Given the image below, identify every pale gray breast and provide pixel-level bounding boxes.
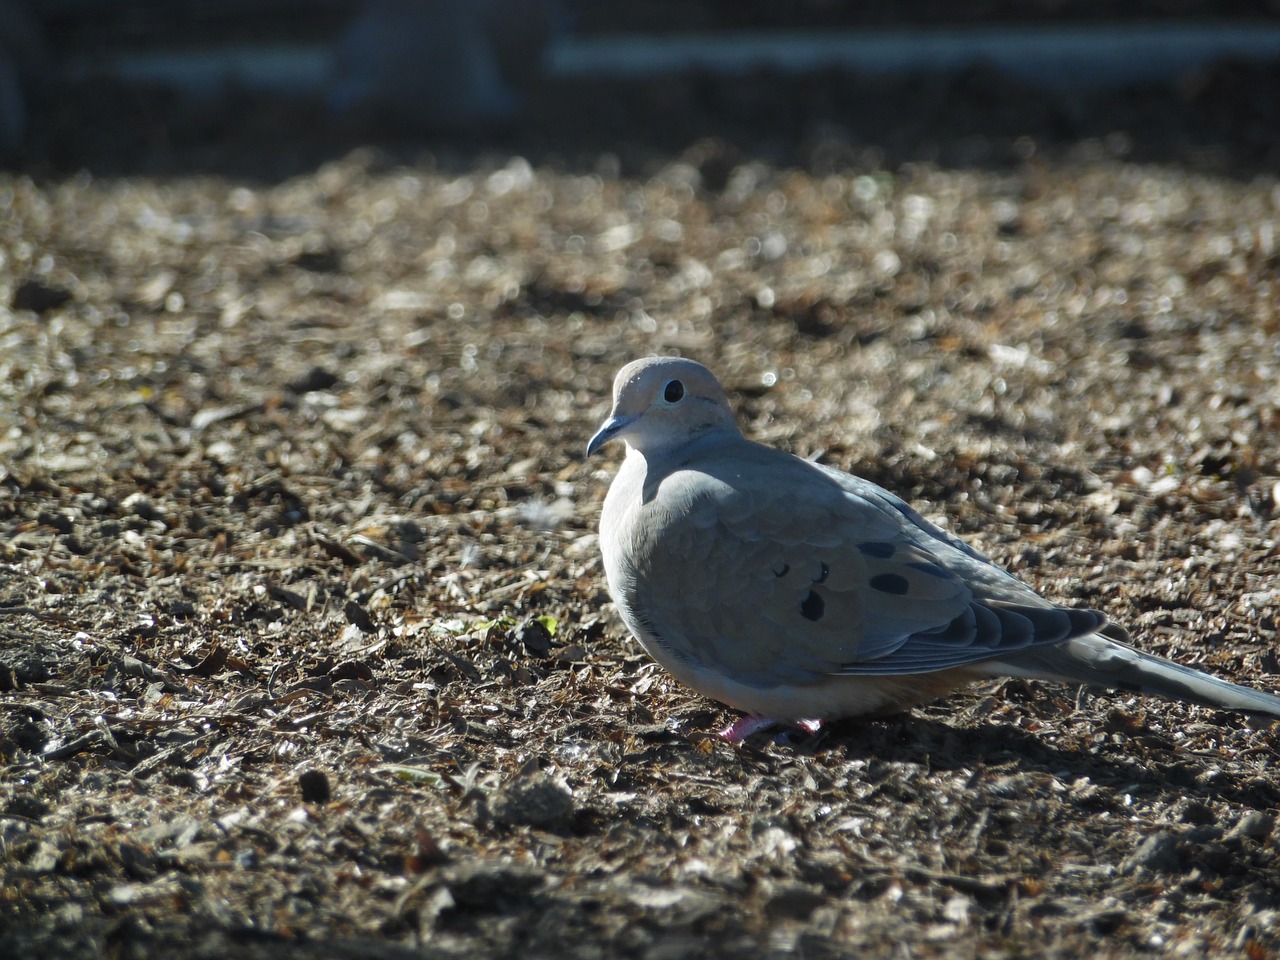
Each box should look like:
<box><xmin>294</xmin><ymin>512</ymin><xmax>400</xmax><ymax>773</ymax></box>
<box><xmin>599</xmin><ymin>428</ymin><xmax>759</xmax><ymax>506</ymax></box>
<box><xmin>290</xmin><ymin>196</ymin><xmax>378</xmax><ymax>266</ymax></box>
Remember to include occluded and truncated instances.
<box><xmin>598</xmin><ymin>449</ymin><xmax>713</xmax><ymax>669</ymax></box>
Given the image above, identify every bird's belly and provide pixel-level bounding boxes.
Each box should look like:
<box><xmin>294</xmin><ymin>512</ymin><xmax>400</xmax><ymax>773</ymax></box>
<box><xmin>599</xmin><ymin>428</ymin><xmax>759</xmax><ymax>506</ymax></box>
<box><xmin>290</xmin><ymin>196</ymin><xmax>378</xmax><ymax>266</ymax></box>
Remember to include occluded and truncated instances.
<box><xmin>629</xmin><ymin>630</ymin><xmax>977</xmax><ymax>721</ymax></box>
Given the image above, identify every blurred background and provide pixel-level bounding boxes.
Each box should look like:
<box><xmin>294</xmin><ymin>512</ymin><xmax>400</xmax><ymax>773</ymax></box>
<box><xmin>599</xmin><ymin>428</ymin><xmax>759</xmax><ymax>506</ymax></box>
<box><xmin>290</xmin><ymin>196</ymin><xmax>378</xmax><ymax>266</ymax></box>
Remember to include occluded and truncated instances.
<box><xmin>2</xmin><ymin>0</ymin><xmax>1280</xmax><ymax>176</ymax></box>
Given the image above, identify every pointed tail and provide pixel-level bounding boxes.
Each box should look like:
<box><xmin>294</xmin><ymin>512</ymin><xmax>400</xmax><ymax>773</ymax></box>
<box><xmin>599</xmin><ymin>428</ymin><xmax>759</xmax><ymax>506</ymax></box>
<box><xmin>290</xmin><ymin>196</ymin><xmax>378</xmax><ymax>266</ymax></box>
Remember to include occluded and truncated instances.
<box><xmin>996</xmin><ymin>635</ymin><xmax>1280</xmax><ymax>718</ymax></box>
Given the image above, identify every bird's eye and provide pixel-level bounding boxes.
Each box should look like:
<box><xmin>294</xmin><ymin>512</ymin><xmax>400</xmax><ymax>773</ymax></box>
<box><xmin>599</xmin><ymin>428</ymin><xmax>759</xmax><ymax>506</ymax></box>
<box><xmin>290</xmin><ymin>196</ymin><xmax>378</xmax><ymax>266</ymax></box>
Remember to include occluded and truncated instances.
<box><xmin>662</xmin><ymin>379</ymin><xmax>685</xmax><ymax>403</ymax></box>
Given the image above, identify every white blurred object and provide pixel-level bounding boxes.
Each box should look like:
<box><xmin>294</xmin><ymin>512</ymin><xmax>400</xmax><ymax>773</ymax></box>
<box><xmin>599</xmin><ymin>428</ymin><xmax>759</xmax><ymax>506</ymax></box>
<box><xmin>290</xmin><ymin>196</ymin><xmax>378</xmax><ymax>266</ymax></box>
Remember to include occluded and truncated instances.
<box><xmin>329</xmin><ymin>0</ymin><xmax>564</xmax><ymax>130</ymax></box>
<box><xmin>48</xmin><ymin>0</ymin><xmax>563</xmax><ymax>133</ymax></box>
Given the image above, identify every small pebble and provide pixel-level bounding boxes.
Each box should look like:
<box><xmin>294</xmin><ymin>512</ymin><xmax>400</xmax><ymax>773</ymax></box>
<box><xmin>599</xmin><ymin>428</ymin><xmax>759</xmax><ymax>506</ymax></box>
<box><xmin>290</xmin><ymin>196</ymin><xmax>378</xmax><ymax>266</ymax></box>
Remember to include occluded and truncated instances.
<box><xmin>488</xmin><ymin>772</ymin><xmax>575</xmax><ymax>830</ymax></box>
<box><xmin>298</xmin><ymin>769</ymin><xmax>331</xmax><ymax>804</ymax></box>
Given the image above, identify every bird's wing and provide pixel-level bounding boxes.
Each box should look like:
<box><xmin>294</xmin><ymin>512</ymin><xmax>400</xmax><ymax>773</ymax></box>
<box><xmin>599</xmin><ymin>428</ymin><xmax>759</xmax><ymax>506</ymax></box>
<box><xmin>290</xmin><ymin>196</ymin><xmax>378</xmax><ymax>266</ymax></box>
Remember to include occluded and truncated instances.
<box><xmin>621</xmin><ymin>440</ymin><xmax>1105</xmax><ymax>687</ymax></box>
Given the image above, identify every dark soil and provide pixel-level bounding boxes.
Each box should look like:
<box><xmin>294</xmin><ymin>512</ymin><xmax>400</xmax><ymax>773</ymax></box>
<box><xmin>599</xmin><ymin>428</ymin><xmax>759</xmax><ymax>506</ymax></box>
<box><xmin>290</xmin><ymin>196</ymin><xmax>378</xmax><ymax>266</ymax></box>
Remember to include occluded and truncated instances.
<box><xmin>3</xmin><ymin>47</ymin><xmax>1280</xmax><ymax>960</ymax></box>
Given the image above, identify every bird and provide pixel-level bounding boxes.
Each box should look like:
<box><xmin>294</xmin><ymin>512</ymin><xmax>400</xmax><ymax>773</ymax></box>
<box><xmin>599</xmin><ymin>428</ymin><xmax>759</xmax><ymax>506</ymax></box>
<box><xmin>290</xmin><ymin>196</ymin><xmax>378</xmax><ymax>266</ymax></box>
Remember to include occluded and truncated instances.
<box><xmin>586</xmin><ymin>356</ymin><xmax>1280</xmax><ymax>742</ymax></box>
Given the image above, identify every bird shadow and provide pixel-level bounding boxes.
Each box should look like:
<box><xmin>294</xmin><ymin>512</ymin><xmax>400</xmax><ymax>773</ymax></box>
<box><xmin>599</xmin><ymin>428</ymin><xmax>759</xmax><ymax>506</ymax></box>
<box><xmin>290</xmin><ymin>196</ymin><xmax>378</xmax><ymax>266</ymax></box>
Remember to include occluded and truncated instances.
<box><xmin>768</xmin><ymin>703</ymin><xmax>1280</xmax><ymax>812</ymax></box>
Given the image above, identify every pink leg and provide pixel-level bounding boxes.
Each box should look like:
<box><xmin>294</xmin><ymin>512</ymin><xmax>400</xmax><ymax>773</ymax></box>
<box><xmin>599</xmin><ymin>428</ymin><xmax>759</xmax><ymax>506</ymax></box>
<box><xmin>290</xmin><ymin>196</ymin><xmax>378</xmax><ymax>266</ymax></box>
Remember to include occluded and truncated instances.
<box><xmin>719</xmin><ymin>715</ymin><xmax>780</xmax><ymax>742</ymax></box>
<box><xmin>718</xmin><ymin>715</ymin><xmax>824</xmax><ymax>742</ymax></box>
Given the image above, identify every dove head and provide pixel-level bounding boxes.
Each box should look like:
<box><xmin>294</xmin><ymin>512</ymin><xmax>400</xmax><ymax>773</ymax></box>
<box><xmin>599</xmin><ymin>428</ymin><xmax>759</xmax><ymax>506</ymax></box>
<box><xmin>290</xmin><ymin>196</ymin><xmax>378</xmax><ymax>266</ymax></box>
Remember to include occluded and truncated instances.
<box><xmin>587</xmin><ymin>357</ymin><xmax>740</xmax><ymax>457</ymax></box>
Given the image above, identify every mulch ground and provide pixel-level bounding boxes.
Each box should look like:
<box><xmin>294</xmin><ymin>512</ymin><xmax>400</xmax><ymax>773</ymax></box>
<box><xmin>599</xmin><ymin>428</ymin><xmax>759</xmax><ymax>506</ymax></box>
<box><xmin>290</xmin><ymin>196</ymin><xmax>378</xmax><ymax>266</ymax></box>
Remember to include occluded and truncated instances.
<box><xmin>3</xmin><ymin>49</ymin><xmax>1280</xmax><ymax>960</ymax></box>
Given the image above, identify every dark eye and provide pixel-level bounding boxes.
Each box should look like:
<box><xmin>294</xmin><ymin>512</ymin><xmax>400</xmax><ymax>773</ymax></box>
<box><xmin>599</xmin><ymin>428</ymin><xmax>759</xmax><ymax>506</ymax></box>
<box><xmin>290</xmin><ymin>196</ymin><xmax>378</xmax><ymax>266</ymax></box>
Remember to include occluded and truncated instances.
<box><xmin>663</xmin><ymin>379</ymin><xmax>685</xmax><ymax>403</ymax></box>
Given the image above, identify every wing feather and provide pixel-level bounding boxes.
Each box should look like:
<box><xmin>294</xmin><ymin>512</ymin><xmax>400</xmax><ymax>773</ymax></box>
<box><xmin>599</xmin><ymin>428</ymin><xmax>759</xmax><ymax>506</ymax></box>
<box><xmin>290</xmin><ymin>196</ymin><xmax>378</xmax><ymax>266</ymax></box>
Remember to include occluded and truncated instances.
<box><xmin>617</xmin><ymin>436</ymin><xmax>1106</xmax><ymax>688</ymax></box>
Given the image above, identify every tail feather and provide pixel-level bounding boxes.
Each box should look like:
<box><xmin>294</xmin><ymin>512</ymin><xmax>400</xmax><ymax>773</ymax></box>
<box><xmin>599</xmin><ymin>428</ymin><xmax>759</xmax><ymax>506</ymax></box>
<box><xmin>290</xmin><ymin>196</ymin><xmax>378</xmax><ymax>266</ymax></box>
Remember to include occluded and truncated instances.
<box><xmin>995</xmin><ymin>635</ymin><xmax>1280</xmax><ymax>719</ymax></box>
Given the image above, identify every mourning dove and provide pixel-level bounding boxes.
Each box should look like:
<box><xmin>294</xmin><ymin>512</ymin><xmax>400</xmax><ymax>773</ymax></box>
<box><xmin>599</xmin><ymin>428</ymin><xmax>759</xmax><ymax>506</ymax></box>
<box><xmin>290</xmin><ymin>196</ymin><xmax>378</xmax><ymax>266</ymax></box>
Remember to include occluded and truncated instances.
<box><xmin>587</xmin><ymin>356</ymin><xmax>1280</xmax><ymax>741</ymax></box>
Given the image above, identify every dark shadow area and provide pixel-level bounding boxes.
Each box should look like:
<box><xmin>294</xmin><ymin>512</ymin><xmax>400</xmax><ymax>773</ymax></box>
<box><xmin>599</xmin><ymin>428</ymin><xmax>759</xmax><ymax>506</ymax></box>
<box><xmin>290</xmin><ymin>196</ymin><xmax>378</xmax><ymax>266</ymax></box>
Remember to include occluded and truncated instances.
<box><xmin>809</xmin><ymin>705</ymin><xmax>1280</xmax><ymax>812</ymax></box>
<box><xmin>7</xmin><ymin>57</ymin><xmax>1280</xmax><ymax>182</ymax></box>
<box><xmin>5</xmin><ymin>0</ymin><xmax>1280</xmax><ymax>180</ymax></box>
<box><xmin>572</xmin><ymin>0</ymin><xmax>1280</xmax><ymax>33</ymax></box>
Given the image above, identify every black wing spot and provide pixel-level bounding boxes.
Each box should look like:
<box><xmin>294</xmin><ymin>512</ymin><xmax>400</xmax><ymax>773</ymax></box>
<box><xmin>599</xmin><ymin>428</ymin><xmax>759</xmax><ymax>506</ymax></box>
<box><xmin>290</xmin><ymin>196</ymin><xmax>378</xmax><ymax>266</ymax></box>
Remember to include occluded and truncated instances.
<box><xmin>857</xmin><ymin>541</ymin><xmax>896</xmax><ymax>559</ymax></box>
<box><xmin>772</xmin><ymin>561</ymin><xmax>790</xmax><ymax>578</ymax></box>
<box><xmin>800</xmin><ymin>589</ymin><xmax>825</xmax><ymax>621</ymax></box>
<box><xmin>869</xmin><ymin>573</ymin><xmax>910</xmax><ymax>596</ymax></box>
<box><xmin>814</xmin><ymin>562</ymin><xmax>829</xmax><ymax>583</ymax></box>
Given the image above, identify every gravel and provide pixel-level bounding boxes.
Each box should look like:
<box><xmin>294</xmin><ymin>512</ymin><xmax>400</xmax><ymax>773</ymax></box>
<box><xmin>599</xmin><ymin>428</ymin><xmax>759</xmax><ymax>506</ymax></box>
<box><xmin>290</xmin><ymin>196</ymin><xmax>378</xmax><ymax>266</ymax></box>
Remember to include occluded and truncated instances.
<box><xmin>3</xmin><ymin>47</ymin><xmax>1280</xmax><ymax>960</ymax></box>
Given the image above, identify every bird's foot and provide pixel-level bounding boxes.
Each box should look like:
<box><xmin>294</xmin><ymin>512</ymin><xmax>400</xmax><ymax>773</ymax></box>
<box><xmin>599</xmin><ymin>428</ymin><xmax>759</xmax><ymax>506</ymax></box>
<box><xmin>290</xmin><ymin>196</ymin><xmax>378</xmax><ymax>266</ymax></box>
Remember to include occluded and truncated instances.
<box><xmin>718</xmin><ymin>715</ymin><xmax>824</xmax><ymax>743</ymax></box>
